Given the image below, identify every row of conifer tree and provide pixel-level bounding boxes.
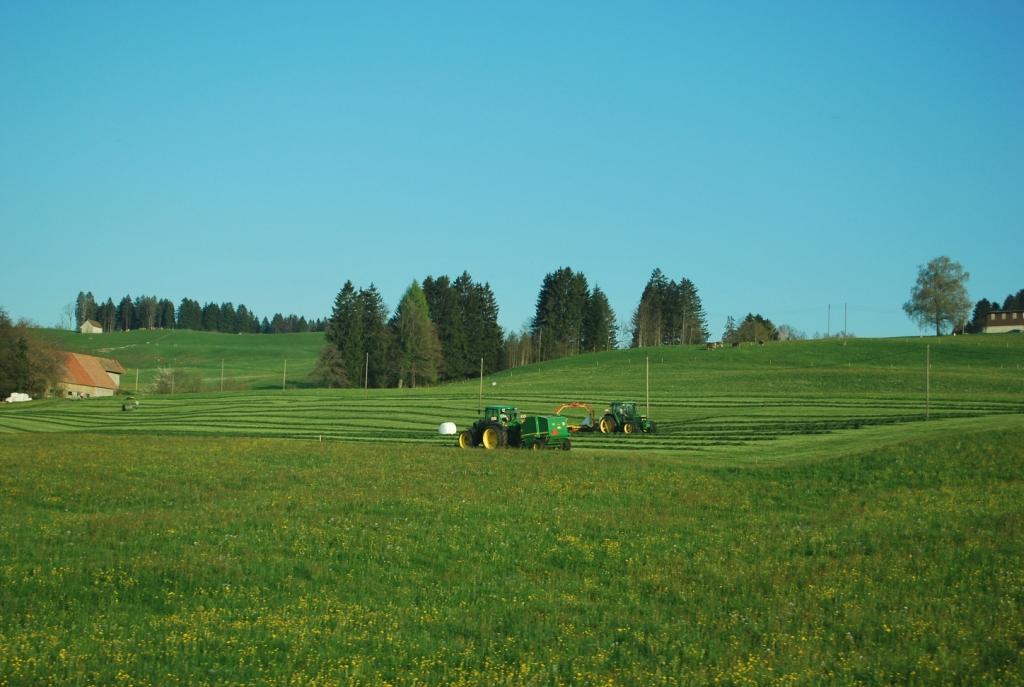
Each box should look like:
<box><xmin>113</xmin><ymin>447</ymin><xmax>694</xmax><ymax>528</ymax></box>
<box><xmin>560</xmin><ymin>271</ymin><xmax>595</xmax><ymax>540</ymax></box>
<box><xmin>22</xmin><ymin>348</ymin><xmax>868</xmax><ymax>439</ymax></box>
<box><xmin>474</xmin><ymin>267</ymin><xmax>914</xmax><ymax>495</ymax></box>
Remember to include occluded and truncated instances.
<box><xmin>73</xmin><ymin>267</ymin><xmax>713</xmax><ymax>387</ymax></box>
<box><xmin>316</xmin><ymin>268</ymin><xmax>711</xmax><ymax>388</ymax></box>
<box><xmin>74</xmin><ymin>292</ymin><xmax>322</xmax><ymax>334</ymax></box>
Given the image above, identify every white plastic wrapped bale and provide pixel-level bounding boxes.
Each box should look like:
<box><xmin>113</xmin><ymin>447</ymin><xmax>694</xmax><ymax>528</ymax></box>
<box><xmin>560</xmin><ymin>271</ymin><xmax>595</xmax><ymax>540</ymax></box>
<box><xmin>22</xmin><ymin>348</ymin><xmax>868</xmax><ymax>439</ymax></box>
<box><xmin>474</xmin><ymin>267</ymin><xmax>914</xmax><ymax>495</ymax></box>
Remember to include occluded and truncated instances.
<box><xmin>438</xmin><ymin>422</ymin><xmax>457</xmax><ymax>436</ymax></box>
<box><xmin>4</xmin><ymin>392</ymin><xmax>32</xmax><ymax>403</ymax></box>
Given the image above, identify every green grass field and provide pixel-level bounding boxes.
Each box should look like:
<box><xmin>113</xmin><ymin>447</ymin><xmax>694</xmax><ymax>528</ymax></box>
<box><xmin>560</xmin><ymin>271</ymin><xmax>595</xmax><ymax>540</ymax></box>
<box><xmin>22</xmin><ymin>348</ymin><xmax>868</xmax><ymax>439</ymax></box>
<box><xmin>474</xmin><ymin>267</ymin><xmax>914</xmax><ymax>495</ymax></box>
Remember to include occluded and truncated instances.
<box><xmin>41</xmin><ymin>328</ymin><xmax>324</xmax><ymax>391</ymax></box>
<box><xmin>1</xmin><ymin>333</ymin><xmax>1022</xmax><ymax>684</ymax></box>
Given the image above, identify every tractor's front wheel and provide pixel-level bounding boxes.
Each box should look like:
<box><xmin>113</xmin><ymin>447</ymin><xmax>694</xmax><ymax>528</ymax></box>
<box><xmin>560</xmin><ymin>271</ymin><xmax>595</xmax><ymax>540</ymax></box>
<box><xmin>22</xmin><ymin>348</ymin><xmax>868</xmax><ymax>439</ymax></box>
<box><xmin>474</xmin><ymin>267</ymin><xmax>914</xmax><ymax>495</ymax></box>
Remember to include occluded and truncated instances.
<box><xmin>646</xmin><ymin>421</ymin><xmax>657</xmax><ymax>434</ymax></box>
<box><xmin>622</xmin><ymin>421</ymin><xmax>636</xmax><ymax>434</ymax></box>
<box><xmin>481</xmin><ymin>424</ymin><xmax>507</xmax><ymax>449</ymax></box>
<box><xmin>599</xmin><ymin>415</ymin><xmax>617</xmax><ymax>434</ymax></box>
<box><xmin>561</xmin><ymin>438</ymin><xmax>572</xmax><ymax>451</ymax></box>
<box><xmin>458</xmin><ymin>430</ymin><xmax>476</xmax><ymax>449</ymax></box>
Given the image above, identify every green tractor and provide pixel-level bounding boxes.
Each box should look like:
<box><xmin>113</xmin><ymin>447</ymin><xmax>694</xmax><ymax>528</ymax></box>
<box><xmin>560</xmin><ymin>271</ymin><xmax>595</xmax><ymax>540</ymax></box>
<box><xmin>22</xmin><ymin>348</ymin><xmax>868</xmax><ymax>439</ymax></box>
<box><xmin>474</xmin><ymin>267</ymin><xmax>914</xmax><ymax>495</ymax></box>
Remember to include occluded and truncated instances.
<box><xmin>598</xmin><ymin>401</ymin><xmax>656</xmax><ymax>435</ymax></box>
<box><xmin>458</xmin><ymin>405</ymin><xmax>571</xmax><ymax>450</ymax></box>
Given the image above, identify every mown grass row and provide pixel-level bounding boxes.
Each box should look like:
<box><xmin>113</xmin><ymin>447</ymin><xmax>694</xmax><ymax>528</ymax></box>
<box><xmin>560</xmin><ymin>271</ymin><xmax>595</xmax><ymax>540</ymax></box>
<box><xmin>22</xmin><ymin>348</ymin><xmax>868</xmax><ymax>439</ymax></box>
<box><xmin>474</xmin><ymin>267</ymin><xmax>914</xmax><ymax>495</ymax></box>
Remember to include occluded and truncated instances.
<box><xmin>1</xmin><ymin>419</ymin><xmax>1022</xmax><ymax>685</ymax></box>
<box><xmin>2</xmin><ymin>384</ymin><xmax>1019</xmax><ymax>455</ymax></box>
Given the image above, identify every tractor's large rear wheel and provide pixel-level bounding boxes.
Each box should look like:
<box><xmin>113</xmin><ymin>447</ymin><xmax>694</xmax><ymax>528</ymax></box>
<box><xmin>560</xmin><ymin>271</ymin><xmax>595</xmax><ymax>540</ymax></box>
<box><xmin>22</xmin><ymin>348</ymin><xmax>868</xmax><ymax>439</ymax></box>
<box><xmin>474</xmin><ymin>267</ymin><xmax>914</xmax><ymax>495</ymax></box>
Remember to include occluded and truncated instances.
<box><xmin>599</xmin><ymin>415</ymin><xmax>617</xmax><ymax>434</ymax></box>
<box><xmin>458</xmin><ymin>430</ymin><xmax>476</xmax><ymax>449</ymax></box>
<box><xmin>481</xmin><ymin>424</ymin><xmax>507</xmax><ymax>449</ymax></box>
<box><xmin>622</xmin><ymin>421</ymin><xmax>636</xmax><ymax>434</ymax></box>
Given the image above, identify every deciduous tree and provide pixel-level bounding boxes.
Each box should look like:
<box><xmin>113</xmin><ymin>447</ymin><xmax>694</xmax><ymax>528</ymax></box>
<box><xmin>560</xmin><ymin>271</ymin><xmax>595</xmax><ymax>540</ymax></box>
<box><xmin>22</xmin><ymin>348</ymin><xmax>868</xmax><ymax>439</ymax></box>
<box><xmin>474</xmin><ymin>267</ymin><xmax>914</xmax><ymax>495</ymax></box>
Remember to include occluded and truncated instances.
<box><xmin>903</xmin><ymin>256</ymin><xmax>972</xmax><ymax>336</ymax></box>
<box><xmin>0</xmin><ymin>308</ymin><xmax>62</xmax><ymax>398</ymax></box>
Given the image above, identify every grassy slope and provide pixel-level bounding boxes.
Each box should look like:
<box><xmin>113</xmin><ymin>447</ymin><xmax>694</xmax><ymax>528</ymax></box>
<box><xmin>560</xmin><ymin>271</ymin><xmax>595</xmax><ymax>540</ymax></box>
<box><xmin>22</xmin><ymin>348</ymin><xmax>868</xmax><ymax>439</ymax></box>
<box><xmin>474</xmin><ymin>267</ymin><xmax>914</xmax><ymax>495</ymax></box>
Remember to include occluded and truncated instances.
<box><xmin>39</xmin><ymin>328</ymin><xmax>1024</xmax><ymax>398</ymax></box>
<box><xmin>1</xmin><ymin>333</ymin><xmax>1022</xmax><ymax>683</ymax></box>
<box><xmin>41</xmin><ymin>328</ymin><xmax>324</xmax><ymax>390</ymax></box>
<box><xmin>0</xmin><ymin>422</ymin><xmax>1021</xmax><ymax>684</ymax></box>
<box><xmin>6</xmin><ymin>333</ymin><xmax>1023</xmax><ymax>459</ymax></box>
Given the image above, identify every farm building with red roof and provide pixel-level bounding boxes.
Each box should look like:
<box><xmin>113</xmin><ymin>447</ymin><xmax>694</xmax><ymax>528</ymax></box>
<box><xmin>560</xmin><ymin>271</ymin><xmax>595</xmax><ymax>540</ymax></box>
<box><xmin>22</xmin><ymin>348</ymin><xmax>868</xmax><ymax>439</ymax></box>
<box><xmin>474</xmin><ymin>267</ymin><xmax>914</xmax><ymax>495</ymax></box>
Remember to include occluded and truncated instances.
<box><xmin>59</xmin><ymin>352</ymin><xmax>125</xmax><ymax>398</ymax></box>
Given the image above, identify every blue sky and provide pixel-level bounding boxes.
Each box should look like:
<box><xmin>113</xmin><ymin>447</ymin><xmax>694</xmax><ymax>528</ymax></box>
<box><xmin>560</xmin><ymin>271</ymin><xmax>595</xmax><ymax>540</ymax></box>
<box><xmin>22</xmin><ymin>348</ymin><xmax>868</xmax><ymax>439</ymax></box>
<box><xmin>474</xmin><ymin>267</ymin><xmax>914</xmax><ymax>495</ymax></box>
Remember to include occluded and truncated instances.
<box><xmin>3</xmin><ymin>1</ymin><xmax>1021</xmax><ymax>339</ymax></box>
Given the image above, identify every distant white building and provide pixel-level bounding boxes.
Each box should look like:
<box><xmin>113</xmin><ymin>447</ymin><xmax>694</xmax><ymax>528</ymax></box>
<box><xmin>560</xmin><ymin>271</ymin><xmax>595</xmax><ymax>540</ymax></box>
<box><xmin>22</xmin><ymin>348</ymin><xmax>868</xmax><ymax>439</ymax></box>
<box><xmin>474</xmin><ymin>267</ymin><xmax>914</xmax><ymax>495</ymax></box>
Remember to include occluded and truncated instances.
<box><xmin>984</xmin><ymin>310</ymin><xmax>1024</xmax><ymax>334</ymax></box>
<box><xmin>79</xmin><ymin>320</ymin><xmax>103</xmax><ymax>334</ymax></box>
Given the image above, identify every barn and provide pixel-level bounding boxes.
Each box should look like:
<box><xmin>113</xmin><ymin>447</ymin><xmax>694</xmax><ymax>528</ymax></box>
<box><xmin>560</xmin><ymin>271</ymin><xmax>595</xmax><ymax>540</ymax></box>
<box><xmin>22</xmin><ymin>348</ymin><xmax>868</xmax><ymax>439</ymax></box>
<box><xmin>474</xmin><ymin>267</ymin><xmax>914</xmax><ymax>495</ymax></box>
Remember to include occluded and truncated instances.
<box><xmin>59</xmin><ymin>352</ymin><xmax>125</xmax><ymax>398</ymax></box>
<box><xmin>79</xmin><ymin>320</ymin><xmax>103</xmax><ymax>334</ymax></box>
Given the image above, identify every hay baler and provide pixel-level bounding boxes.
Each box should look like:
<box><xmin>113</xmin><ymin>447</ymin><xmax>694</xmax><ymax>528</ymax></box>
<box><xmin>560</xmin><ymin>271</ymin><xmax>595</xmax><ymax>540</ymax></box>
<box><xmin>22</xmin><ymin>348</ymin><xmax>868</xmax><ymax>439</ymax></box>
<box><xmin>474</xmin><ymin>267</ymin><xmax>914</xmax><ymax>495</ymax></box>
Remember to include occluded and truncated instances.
<box><xmin>458</xmin><ymin>405</ymin><xmax>571</xmax><ymax>450</ymax></box>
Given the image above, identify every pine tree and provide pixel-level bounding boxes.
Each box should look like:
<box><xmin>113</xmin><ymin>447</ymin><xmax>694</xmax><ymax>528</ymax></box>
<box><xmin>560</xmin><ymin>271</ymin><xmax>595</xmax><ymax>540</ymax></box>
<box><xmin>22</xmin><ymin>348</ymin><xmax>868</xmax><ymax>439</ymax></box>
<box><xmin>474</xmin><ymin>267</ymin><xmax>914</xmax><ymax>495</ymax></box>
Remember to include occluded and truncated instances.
<box><xmin>220</xmin><ymin>303</ymin><xmax>237</xmax><ymax>333</ymax></box>
<box><xmin>389</xmin><ymin>281</ymin><xmax>441</xmax><ymax>388</ymax></box>
<box><xmin>736</xmin><ymin>314</ymin><xmax>777</xmax><ymax>343</ymax></box>
<box><xmin>156</xmin><ymin>299</ymin><xmax>176</xmax><ymax>329</ymax></box>
<box><xmin>360</xmin><ymin>284</ymin><xmax>389</xmax><ymax>388</ymax></box>
<box><xmin>582</xmin><ymin>286</ymin><xmax>617</xmax><ymax>352</ymax></box>
<box><xmin>201</xmin><ymin>302</ymin><xmax>222</xmax><ymax>331</ymax></box>
<box><xmin>723</xmin><ymin>316</ymin><xmax>738</xmax><ymax>344</ymax></box>
<box><xmin>631</xmin><ymin>269</ymin><xmax>708</xmax><ymax>346</ymax></box>
<box><xmin>117</xmin><ymin>295</ymin><xmax>134</xmax><ymax>331</ymax></box>
<box><xmin>631</xmin><ymin>269</ymin><xmax>666</xmax><ymax>347</ymax></box>
<box><xmin>97</xmin><ymin>298</ymin><xmax>116</xmax><ymax>332</ymax></box>
<box><xmin>966</xmin><ymin>299</ymin><xmax>991</xmax><ymax>334</ymax></box>
<box><xmin>134</xmin><ymin>296</ymin><xmax>157</xmax><ymax>329</ymax></box>
<box><xmin>74</xmin><ymin>291</ymin><xmax>96</xmax><ymax>327</ymax></box>
<box><xmin>677</xmin><ymin>278</ymin><xmax>709</xmax><ymax>344</ymax></box>
<box><xmin>532</xmin><ymin>267</ymin><xmax>589</xmax><ymax>360</ymax></box>
<box><xmin>317</xmin><ymin>282</ymin><xmax>359</xmax><ymax>386</ymax></box>
<box><xmin>423</xmin><ymin>275</ymin><xmax>468</xmax><ymax>381</ymax></box>
<box><xmin>476</xmin><ymin>281</ymin><xmax>505</xmax><ymax>373</ymax></box>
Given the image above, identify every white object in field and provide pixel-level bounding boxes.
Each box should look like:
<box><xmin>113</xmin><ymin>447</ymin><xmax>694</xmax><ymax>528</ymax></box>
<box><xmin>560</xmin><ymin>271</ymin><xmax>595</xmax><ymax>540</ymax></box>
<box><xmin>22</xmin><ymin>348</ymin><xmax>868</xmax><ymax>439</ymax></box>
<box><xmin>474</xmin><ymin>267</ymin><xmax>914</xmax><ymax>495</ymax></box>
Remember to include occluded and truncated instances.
<box><xmin>4</xmin><ymin>392</ymin><xmax>31</xmax><ymax>403</ymax></box>
<box><xmin>438</xmin><ymin>422</ymin><xmax>457</xmax><ymax>435</ymax></box>
<box><xmin>491</xmin><ymin>381</ymin><xmax>497</xmax><ymax>386</ymax></box>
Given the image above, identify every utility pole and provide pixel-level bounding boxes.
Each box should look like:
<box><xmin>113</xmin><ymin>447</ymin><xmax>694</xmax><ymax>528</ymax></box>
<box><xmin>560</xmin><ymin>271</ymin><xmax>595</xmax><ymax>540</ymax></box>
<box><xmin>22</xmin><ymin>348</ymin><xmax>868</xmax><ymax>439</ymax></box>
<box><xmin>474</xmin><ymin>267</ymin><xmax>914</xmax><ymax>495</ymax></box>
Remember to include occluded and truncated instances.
<box><xmin>365</xmin><ymin>352</ymin><xmax>369</xmax><ymax>391</ymax></box>
<box><xmin>646</xmin><ymin>356</ymin><xmax>650</xmax><ymax>417</ymax></box>
<box><xmin>478</xmin><ymin>357</ymin><xmax>484</xmax><ymax>412</ymax></box>
<box><xmin>135</xmin><ymin>368</ymin><xmax>139</xmax><ymax>392</ymax></box>
<box><xmin>925</xmin><ymin>346</ymin><xmax>933</xmax><ymax>421</ymax></box>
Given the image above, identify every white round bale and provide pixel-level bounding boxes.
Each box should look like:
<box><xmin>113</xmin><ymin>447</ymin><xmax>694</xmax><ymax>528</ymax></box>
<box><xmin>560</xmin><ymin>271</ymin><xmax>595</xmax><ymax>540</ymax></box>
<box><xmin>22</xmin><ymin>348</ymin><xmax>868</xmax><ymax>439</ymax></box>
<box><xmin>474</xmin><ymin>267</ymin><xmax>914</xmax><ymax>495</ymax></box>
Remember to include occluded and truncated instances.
<box><xmin>438</xmin><ymin>421</ymin><xmax>457</xmax><ymax>436</ymax></box>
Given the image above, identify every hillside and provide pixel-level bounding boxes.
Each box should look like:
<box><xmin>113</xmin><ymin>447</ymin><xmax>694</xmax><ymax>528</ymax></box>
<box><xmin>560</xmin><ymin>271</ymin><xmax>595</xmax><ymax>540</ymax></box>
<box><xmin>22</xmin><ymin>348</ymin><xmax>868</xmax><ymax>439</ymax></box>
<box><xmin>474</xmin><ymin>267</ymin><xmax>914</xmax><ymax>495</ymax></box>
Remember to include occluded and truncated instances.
<box><xmin>2</xmin><ymin>333</ymin><xmax>1023</xmax><ymax>683</ymax></box>
<box><xmin>6</xmin><ymin>332</ymin><xmax>1023</xmax><ymax>457</ymax></box>
<box><xmin>42</xmin><ymin>328</ymin><xmax>324</xmax><ymax>391</ymax></box>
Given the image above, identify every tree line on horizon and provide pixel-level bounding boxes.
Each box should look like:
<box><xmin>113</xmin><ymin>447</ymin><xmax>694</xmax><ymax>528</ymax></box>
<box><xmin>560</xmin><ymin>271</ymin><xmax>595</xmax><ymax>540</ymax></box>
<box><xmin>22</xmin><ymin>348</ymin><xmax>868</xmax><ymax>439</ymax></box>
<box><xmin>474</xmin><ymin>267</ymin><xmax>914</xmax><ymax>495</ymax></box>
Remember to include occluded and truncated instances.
<box><xmin>74</xmin><ymin>292</ymin><xmax>324</xmax><ymax>335</ymax></box>
<box><xmin>317</xmin><ymin>267</ymin><xmax>711</xmax><ymax>388</ymax></box>
<box><xmin>314</xmin><ymin>274</ymin><xmax>503</xmax><ymax>388</ymax></box>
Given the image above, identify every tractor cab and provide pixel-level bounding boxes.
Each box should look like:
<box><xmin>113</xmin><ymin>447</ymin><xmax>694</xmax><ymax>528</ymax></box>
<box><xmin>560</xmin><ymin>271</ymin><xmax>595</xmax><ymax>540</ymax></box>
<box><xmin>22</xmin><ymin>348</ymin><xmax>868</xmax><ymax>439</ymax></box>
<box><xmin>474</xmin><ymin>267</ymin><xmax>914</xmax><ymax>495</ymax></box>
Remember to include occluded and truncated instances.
<box><xmin>483</xmin><ymin>405</ymin><xmax>520</xmax><ymax>426</ymax></box>
<box><xmin>599</xmin><ymin>401</ymin><xmax>657</xmax><ymax>434</ymax></box>
<box><xmin>613</xmin><ymin>401</ymin><xmax>638</xmax><ymax>418</ymax></box>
